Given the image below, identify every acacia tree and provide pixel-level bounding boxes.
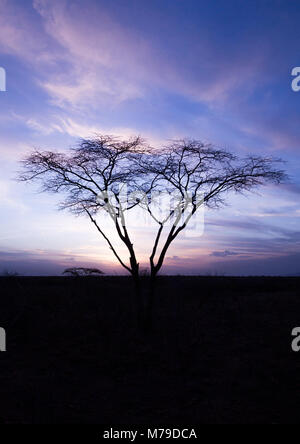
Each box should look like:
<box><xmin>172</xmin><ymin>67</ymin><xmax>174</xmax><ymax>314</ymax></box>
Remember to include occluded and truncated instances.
<box><xmin>19</xmin><ymin>135</ymin><xmax>286</xmax><ymax>311</ymax></box>
<box><xmin>63</xmin><ymin>267</ymin><xmax>104</xmax><ymax>277</ymax></box>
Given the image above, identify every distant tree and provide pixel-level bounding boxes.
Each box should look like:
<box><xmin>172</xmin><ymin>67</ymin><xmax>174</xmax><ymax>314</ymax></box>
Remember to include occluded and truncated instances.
<box><xmin>63</xmin><ymin>267</ymin><xmax>104</xmax><ymax>277</ymax></box>
<box><xmin>1</xmin><ymin>270</ymin><xmax>19</xmax><ymax>277</ymax></box>
<box><xmin>19</xmin><ymin>135</ymin><xmax>287</xmax><ymax>324</ymax></box>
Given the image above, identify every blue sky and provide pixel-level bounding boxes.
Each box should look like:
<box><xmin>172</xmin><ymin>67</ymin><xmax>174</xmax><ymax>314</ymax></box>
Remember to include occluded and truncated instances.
<box><xmin>0</xmin><ymin>0</ymin><xmax>300</xmax><ymax>275</ymax></box>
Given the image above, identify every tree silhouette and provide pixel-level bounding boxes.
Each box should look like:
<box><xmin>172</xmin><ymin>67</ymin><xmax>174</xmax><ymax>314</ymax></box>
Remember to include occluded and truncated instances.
<box><xmin>63</xmin><ymin>267</ymin><xmax>104</xmax><ymax>277</ymax></box>
<box><xmin>19</xmin><ymin>135</ymin><xmax>286</xmax><ymax>319</ymax></box>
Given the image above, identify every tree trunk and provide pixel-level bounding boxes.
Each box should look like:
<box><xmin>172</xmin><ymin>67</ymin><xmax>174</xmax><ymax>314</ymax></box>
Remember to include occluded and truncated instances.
<box><xmin>132</xmin><ymin>274</ymin><xmax>157</xmax><ymax>335</ymax></box>
<box><xmin>132</xmin><ymin>273</ymin><xmax>143</xmax><ymax>329</ymax></box>
<box><xmin>143</xmin><ymin>275</ymin><xmax>156</xmax><ymax>334</ymax></box>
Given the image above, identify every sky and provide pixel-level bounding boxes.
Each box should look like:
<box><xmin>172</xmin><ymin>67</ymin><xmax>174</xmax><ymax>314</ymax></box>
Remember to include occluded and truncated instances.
<box><xmin>1</xmin><ymin>0</ymin><xmax>300</xmax><ymax>276</ymax></box>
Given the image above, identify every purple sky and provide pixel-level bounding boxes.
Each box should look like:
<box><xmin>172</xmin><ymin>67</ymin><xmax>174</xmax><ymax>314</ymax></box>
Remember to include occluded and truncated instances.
<box><xmin>1</xmin><ymin>0</ymin><xmax>300</xmax><ymax>276</ymax></box>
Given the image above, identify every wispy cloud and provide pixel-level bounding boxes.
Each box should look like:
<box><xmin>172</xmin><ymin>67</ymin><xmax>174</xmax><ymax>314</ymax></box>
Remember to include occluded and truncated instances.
<box><xmin>210</xmin><ymin>250</ymin><xmax>239</xmax><ymax>258</ymax></box>
<box><xmin>0</xmin><ymin>0</ymin><xmax>271</xmax><ymax>110</ymax></box>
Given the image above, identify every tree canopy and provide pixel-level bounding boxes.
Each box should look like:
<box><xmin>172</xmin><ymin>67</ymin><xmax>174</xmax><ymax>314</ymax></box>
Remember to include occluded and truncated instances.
<box><xmin>19</xmin><ymin>135</ymin><xmax>286</xmax><ymax>281</ymax></box>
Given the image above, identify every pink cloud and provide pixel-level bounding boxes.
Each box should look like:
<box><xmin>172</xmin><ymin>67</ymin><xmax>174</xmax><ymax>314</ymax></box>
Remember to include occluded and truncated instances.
<box><xmin>0</xmin><ymin>0</ymin><xmax>269</xmax><ymax>110</ymax></box>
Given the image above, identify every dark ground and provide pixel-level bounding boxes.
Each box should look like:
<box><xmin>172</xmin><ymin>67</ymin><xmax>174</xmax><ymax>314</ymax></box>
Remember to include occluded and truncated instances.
<box><xmin>0</xmin><ymin>276</ymin><xmax>299</xmax><ymax>424</ymax></box>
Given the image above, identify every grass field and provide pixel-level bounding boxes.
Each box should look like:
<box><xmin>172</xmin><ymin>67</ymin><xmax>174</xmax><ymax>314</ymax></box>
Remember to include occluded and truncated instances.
<box><xmin>0</xmin><ymin>276</ymin><xmax>299</xmax><ymax>424</ymax></box>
